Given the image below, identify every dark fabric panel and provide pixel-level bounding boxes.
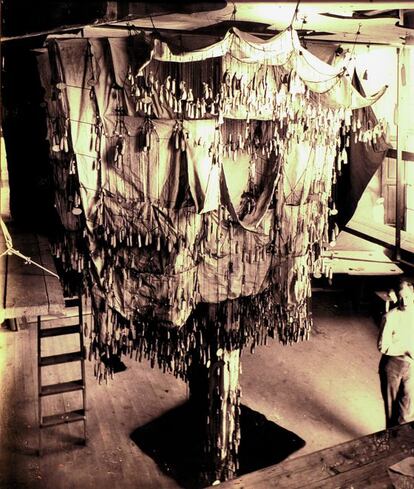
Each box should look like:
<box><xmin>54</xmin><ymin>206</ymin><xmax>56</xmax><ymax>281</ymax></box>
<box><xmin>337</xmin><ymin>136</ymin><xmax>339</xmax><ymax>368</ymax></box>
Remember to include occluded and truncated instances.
<box><xmin>336</xmin><ymin>72</ymin><xmax>390</xmax><ymax>228</ymax></box>
<box><xmin>306</xmin><ymin>41</ymin><xmax>339</xmax><ymax>65</ymax></box>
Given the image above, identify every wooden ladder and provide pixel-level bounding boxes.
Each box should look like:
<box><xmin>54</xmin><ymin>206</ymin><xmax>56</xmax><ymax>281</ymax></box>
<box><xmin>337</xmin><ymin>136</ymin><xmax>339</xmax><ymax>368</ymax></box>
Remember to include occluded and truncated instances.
<box><xmin>37</xmin><ymin>296</ymin><xmax>87</xmax><ymax>455</ymax></box>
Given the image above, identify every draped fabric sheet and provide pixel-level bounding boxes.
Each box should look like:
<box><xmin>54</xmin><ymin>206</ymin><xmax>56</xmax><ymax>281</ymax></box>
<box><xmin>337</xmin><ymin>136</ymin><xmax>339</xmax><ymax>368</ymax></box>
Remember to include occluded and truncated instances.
<box><xmin>335</xmin><ymin>72</ymin><xmax>390</xmax><ymax>228</ymax></box>
<box><xmin>36</xmin><ymin>28</ymin><xmax>387</xmax><ymax>380</ymax></box>
<box><xmin>153</xmin><ymin>28</ymin><xmax>386</xmax><ymax>109</ymax></box>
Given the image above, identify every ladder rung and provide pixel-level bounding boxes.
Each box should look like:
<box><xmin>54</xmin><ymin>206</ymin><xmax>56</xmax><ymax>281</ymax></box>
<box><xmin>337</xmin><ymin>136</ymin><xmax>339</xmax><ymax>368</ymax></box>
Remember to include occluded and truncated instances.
<box><xmin>64</xmin><ymin>297</ymin><xmax>80</xmax><ymax>308</ymax></box>
<box><xmin>40</xmin><ymin>380</ymin><xmax>84</xmax><ymax>396</ymax></box>
<box><xmin>39</xmin><ymin>325</ymin><xmax>81</xmax><ymax>338</ymax></box>
<box><xmin>40</xmin><ymin>351</ymin><xmax>83</xmax><ymax>366</ymax></box>
<box><xmin>41</xmin><ymin>409</ymin><xmax>85</xmax><ymax>427</ymax></box>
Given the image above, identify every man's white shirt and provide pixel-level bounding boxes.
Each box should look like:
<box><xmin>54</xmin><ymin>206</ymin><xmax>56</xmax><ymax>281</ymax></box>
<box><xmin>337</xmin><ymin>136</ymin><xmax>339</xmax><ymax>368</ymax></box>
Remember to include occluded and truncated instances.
<box><xmin>378</xmin><ymin>307</ymin><xmax>414</xmax><ymax>362</ymax></box>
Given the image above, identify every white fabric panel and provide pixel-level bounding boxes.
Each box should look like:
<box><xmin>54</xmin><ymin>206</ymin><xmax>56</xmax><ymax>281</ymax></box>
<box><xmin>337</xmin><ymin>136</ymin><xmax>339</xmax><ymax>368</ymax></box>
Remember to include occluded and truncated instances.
<box><xmin>151</xmin><ymin>27</ymin><xmax>386</xmax><ymax>110</ymax></box>
<box><xmin>184</xmin><ymin>119</ymin><xmax>219</xmax><ymax>213</ymax></box>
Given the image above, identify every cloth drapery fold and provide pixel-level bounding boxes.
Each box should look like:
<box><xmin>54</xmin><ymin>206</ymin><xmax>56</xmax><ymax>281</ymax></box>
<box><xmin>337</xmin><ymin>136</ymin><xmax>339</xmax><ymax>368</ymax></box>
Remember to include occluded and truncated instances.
<box><xmin>38</xmin><ymin>28</ymin><xmax>387</xmax><ymax>345</ymax></box>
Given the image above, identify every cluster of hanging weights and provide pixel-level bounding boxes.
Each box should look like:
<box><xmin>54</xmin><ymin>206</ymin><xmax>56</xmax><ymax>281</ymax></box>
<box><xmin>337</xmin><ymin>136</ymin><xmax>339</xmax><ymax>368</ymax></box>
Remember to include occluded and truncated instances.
<box><xmin>92</xmin><ymin>115</ymin><xmax>104</xmax><ymax>153</ymax></box>
<box><xmin>137</xmin><ymin>119</ymin><xmax>155</xmax><ymax>152</ymax></box>
<box><xmin>52</xmin><ymin>81</ymin><xmax>66</xmax><ymax>102</ymax></box>
<box><xmin>312</xmin><ymin>256</ymin><xmax>324</xmax><ymax>279</ymax></box>
<box><xmin>51</xmin><ymin>116</ymin><xmax>70</xmax><ymax>153</ymax></box>
<box><xmin>133</xmin><ymin>64</ymin><xmax>221</xmax><ymax>119</ymax></box>
<box><xmin>352</xmin><ymin>115</ymin><xmax>386</xmax><ymax>145</ymax></box>
<box><xmin>163</xmin><ymin>74</ymin><xmax>216</xmax><ymax>119</ymax></box>
<box><xmin>53</xmin><ymin>237</ymin><xmax>84</xmax><ymax>274</ymax></box>
<box><xmin>335</xmin><ymin>144</ymin><xmax>348</xmax><ymax>173</ymax></box>
<box><xmin>51</xmin><ymin>128</ymin><xmax>61</xmax><ymax>152</ymax></box>
<box><xmin>285</xmin><ymin>70</ymin><xmax>306</xmax><ymax>97</ymax></box>
<box><xmin>50</xmin><ymin>83</ymin><xmax>71</xmax><ymax>154</ymax></box>
<box><xmin>222</xmin><ymin>132</ymin><xmax>241</xmax><ymax>161</ymax></box>
<box><xmin>239</xmin><ymin>190</ymin><xmax>257</xmax><ymax>220</ymax></box>
<box><xmin>127</xmin><ymin>67</ymin><xmax>154</xmax><ymax>115</ymax></box>
<box><xmin>220</xmin><ymin>70</ymin><xmax>243</xmax><ymax>105</ymax></box>
<box><xmin>292</xmin><ymin>264</ymin><xmax>311</xmax><ymax>303</ymax></box>
<box><xmin>114</xmin><ymin>135</ymin><xmax>126</xmax><ymax>166</ymax></box>
<box><xmin>221</xmin><ymin>70</ymin><xmax>274</xmax><ymax>122</ymax></box>
<box><xmin>171</xmin><ymin>122</ymin><xmax>189</xmax><ymax>152</ymax></box>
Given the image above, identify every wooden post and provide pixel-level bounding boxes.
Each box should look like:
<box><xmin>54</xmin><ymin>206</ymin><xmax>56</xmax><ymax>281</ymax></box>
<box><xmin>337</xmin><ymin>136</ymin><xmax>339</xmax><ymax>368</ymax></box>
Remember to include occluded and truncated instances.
<box><xmin>395</xmin><ymin>47</ymin><xmax>404</xmax><ymax>261</ymax></box>
<box><xmin>207</xmin><ymin>348</ymin><xmax>241</xmax><ymax>484</ymax></box>
<box><xmin>188</xmin><ymin>304</ymin><xmax>242</xmax><ymax>486</ymax></box>
<box><xmin>104</xmin><ymin>1</ymin><xmax>118</xmax><ymax>22</ymax></box>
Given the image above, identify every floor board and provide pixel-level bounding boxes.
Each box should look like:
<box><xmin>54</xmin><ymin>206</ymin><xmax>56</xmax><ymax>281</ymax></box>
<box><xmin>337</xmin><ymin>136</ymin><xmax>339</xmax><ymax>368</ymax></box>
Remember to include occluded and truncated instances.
<box><xmin>0</xmin><ymin>292</ymin><xmax>386</xmax><ymax>489</ymax></box>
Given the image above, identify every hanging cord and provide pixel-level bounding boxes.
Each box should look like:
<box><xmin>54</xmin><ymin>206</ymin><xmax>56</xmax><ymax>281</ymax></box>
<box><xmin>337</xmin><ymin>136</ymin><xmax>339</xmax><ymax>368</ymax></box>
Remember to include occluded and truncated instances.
<box><xmin>287</xmin><ymin>0</ymin><xmax>302</xmax><ymax>61</ymax></box>
<box><xmin>341</xmin><ymin>23</ymin><xmax>362</xmax><ymax>76</ymax></box>
<box><xmin>0</xmin><ymin>218</ymin><xmax>59</xmax><ymax>279</ymax></box>
<box><xmin>230</xmin><ymin>2</ymin><xmax>237</xmax><ymax>22</ymax></box>
<box><xmin>298</xmin><ymin>14</ymin><xmax>308</xmax><ymax>48</ymax></box>
<box><xmin>149</xmin><ymin>14</ymin><xmax>162</xmax><ymax>39</ymax></box>
<box><xmin>289</xmin><ymin>0</ymin><xmax>301</xmax><ymax>29</ymax></box>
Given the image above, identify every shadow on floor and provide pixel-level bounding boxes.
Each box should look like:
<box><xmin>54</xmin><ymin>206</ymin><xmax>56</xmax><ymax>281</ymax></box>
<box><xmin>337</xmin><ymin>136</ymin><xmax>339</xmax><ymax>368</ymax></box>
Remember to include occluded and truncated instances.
<box><xmin>131</xmin><ymin>401</ymin><xmax>305</xmax><ymax>489</ymax></box>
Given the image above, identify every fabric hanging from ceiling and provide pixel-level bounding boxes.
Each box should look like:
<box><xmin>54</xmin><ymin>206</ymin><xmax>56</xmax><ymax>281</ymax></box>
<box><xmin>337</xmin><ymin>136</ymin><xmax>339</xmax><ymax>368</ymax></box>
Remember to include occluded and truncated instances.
<box><xmin>335</xmin><ymin>72</ymin><xmax>390</xmax><ymax>228</ymax></box>
<box><xmin>36</xmin><ymin>27</ymin><xmax>387</xmax><ymax>380</ymax></box>
<box><xmin>152</xmin><ymin>28</ymin><xmax>387</xmax><ymax>109</ymax></box>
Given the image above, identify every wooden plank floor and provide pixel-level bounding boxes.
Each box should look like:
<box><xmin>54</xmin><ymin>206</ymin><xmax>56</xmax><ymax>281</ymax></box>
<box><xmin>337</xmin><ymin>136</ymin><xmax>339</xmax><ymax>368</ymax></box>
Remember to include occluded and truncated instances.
<box><xmin>214</xmin><ymin>421</ymin><xmax>414</xmax><ymax>488</ymax></box>
<box><xmin>0</xmin><ymin>315</ymin><xmax>188</xmax><ymax>489</ymax></box>
<box><xmin>0</xmin><ymin>286</ymin><xmax>392</xmax><ymax>489</ymax></box>
<box><xmin>0</xmin><ymin>225</ymin><xmax>65</xmax><ymax>319</ymax></box>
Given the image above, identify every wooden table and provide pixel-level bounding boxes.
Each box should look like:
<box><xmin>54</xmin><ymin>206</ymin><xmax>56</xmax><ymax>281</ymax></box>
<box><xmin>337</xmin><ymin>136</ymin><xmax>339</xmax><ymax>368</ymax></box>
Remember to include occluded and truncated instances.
<box><xmin>322</xmin><ymin>250</ymin><xmax>403</xmax><ymax>276</ymax></box>
<box><xmin>0</xmin><ymin>224</ymin><xmax>65</xmax><ymax>321</ymax></box>
<box><xmin>214</xmin><ymin>422</ymin><xmax>414</xmax><ymax>488</ymax></box>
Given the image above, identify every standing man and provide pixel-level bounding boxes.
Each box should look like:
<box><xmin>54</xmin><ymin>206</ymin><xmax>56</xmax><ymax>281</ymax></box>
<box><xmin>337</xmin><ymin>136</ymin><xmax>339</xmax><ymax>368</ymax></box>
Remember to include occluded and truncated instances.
<box><xmin>378</xmin><ymin>279</ymin><xmax>414</xmax><ymax>428</ymax></box>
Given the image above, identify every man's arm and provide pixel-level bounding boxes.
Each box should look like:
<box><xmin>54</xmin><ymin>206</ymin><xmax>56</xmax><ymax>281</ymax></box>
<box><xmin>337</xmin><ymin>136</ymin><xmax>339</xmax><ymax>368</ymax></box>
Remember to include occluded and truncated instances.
<box><xmin>378</xmin><ymin>313</ymin><xmax>392</xmax><ymax>354</ymax></box>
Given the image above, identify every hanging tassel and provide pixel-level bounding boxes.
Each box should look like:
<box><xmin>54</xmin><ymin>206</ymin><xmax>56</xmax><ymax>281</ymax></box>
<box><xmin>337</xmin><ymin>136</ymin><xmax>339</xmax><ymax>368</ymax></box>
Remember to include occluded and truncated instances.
<box><xmin>202</xmin><ymin>82</ymin><xmax>209</xmax><ymax>100</ymax></box>
<box><xmin>401</xmin><ymin>63</ymin><xmax>407</xmax><ymax>86</ymax></box>
<box><xmin>159</xmin><ymin>85</ymin><xmax>165</xmax><ymax>106</ymax></box>
<box><xmin>341</xmin><ymin>148</ymin><xmax>348</xmax><ymax>165</ymax></box>
<box><xmin>330</xmin><ymin>229</ymin><xmax>336</xmax><ymax>247</ymax></box>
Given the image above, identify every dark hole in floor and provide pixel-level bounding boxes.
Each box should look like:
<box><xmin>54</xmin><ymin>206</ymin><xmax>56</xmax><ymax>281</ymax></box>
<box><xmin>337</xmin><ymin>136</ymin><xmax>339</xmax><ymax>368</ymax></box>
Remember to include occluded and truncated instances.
<box><xmin>131</xmin><ymin>401</ymin><xmax>305</xmax><ymax>488</ymax></box>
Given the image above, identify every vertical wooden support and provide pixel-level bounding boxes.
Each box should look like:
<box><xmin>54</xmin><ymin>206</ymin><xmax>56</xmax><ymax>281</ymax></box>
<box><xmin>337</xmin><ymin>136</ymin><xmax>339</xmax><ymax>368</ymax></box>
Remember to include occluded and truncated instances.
<box><xmin>79</xmin><ymin>294</ymin><xmax>87</xmax><ymax>444</ymax></box>
<box><xmin>395</xmin><ymin>47</ymin><xmax>403</xmax><ymax>260</ymax></box>
<box><xmin>104</xmin><ymin>1</ymin><xmax>118</xmax><ymax>21</ymax></box>
<box><xmin>37</xmin><ymin>315</ymin><xmax>42</xmax><ymax>456</ymax></box>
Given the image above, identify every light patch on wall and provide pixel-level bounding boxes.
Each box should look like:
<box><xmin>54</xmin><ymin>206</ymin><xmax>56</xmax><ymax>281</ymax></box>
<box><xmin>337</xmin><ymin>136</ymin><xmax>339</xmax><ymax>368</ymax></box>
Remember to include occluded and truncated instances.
<box><xmin>0</xmin><ymin>132</ymin><xmax>11</xmax><ymax>220</ymax></box>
